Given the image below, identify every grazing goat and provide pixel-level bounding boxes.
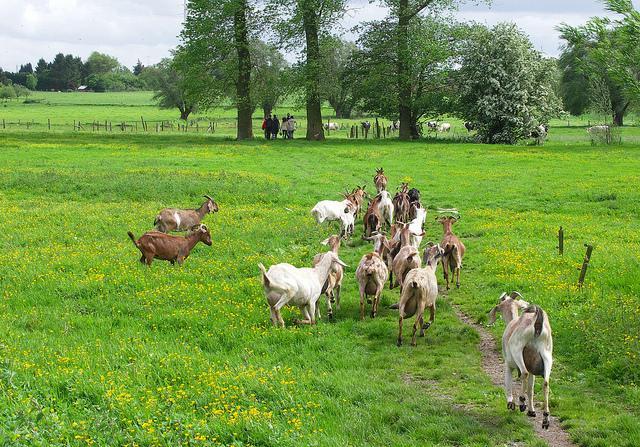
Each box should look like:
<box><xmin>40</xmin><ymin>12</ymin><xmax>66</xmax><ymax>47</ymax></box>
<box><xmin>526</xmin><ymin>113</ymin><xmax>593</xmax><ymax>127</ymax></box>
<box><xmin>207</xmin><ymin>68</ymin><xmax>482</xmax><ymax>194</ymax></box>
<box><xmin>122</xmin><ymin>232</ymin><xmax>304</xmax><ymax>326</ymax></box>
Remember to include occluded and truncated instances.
<box><xmin>396</xmin><ymin>243</ymin><xmax>444</xmax><ymax>346</ymax></box>
<box><xmin>311</xmin><ymin>199</ymin><xmax>356</xmax><ymax>239</ymax></box>
<box><xmin>258</xmin><ymin>251</ymin><xmax>347</xmax><ymax>327</ymax></box>
<box><xmin>356</xmin><ymin>234</ymin><xmax>389</xmax><ymax>319</ymax></box>
<box><xmin>438</xmin><ymin>216</ymin><xmax>465</xmax><ymax>290</ymax></box>
<box><xmin>154</xmin><ymin>195</ymin><xmax>218</xmax><ymax>233</ymax></box>
<box><xmin>324</xmin><ymin>122</ymin><xmax>340</xmax><ymax>131</ymax></box>
<box><xmin>427</xmin><ymin>121</ymin><xmax>438</xmax><ymax>131</ymax></box>
<box><xmin>392</xmin><ymin>184</ymin><xmax>411</xmax><ymax>223</ymax></box>
<box><xmin>587</xmin><ymin>125</ymin><xmax>610</xmax><ymax>135</ymax></box>
<box><xmin>374</xmin><ymin>168</ymin><xmax>388</xmax><ymax>193</ymax></box>
<box><xmin>312</xmin><ymin>236</ymin><xmax>344</xmax><ymax>319</ymax></box>
<box><xmin>464</xmin><ymin>121</ymin><xmax>475</xmax><ymax>132</ymax></box>
<box><xmin>438</xmin><ymin>122</ymin><xmax>451</xmax><ymax>132</ymax></box>
<box><xmin>128</xmin><ymin>224</ymin><xmax>212</xmax><ymax>266</ymax></box>
<box><xmin>488</xmin><ymin>292</ymin><xmax>553</xmax><ymax>430</ymax></box>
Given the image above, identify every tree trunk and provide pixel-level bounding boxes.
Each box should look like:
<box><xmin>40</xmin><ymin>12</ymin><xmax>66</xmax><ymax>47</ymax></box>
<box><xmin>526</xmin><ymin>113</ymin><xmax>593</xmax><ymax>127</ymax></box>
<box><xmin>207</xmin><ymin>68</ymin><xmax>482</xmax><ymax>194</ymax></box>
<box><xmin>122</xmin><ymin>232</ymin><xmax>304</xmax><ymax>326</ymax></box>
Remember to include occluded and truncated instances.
<box><xmin>180</xmin><ymin>107</ymin><xmax>191</xmax><ymax>121</ymax></box>
<box><xmin>302</xmin><ymin>3</ymin><xmax>325</xmax><ymax>141</ymax></box>
<box><xmin>613</xmin><ymin>102</ymin><xmax>629</xmax><ymax>126</ymax></box>
<box><xmin>262</xmin><ymin>104</ymin><xmax>272</xmax><ymax>118</ymax></box>
<box><xmin>397</xmin><ymin>0</ymin><xmax>412</xmax><ymax>140</ymax></box>
<box><xmin>234</xmin><ymin>0</ymin><xmax>253</xmax><ymax>140</ymax></box>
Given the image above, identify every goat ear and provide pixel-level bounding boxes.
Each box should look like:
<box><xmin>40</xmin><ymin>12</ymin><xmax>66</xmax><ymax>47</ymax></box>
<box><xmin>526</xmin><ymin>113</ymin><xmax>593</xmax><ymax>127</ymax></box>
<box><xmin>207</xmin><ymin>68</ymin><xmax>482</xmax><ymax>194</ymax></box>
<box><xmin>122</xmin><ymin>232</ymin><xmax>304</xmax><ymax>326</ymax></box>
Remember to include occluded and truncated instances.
<box><xmin>334</xmin><ymin>256</ymin><xmax>348</xmax><ymax>268</ymax></box>
<box><xmin>487</xmin><ymin>306</ymin><xmax>498</xmax><ymax>325</ymax></box>
<box><xmin>321</xmin><ymin>237</ymin><xmax>331</xmax><ymax>246</ymax></box>
<box><xmin>515</xmin><ymin>300</ymin><xmax>530</xmax><ymax>310</ymax></box>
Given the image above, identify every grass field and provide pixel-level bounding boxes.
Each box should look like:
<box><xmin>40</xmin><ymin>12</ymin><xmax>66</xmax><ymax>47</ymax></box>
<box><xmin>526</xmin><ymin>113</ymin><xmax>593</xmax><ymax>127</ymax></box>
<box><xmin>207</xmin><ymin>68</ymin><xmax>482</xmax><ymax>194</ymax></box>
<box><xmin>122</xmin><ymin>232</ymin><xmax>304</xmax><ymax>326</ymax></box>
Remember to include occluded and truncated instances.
<box><xmin>0</xmin><ymin>95</ymin><xmax>639</xmax><ymax>446</ymax></box>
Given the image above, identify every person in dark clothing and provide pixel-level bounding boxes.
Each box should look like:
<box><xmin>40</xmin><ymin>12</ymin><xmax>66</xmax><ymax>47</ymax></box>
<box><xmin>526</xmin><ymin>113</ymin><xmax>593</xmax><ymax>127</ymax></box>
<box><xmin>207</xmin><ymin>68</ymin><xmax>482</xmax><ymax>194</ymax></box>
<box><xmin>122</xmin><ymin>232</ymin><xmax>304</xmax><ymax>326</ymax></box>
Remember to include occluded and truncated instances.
<box><xmin>271</xmin><ymin>115</ymin><xmax>280</xmax><ymax>139</ymax></box>
<box><xmin>264</xmin><ymin>114</ymin><xmax>273</xmax><ymax>140</ymax></box>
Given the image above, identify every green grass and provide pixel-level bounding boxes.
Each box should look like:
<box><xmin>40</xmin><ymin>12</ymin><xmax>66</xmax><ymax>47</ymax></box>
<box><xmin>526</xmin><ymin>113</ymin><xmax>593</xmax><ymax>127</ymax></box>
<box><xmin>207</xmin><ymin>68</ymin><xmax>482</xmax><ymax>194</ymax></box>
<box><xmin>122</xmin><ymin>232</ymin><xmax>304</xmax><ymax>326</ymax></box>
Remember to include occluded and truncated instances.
<box><xmin>0</xmin><ymin>111</ymin><xmax>639</xmax><ymax>446</ymax></box>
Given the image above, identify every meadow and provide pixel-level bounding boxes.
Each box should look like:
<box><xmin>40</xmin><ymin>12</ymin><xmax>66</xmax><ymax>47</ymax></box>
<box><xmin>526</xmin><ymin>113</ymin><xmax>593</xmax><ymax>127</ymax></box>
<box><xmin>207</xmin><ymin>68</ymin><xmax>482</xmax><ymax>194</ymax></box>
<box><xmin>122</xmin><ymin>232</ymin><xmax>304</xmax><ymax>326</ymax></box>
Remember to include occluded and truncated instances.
<box><xmin>0</xmin><ymin>93</ymin><xmax>639</xmax><ymax>446</ymax></box>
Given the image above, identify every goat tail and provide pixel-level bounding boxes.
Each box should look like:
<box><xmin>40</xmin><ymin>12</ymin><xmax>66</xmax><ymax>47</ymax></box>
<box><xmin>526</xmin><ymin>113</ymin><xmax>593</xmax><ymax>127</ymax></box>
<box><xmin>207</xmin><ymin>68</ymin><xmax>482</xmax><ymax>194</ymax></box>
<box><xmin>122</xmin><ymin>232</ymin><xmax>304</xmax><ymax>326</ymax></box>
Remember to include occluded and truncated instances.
<box><xmin>127</xmin><ymin>231</ymin><xmax>139</xmax><ymax>247</ymax></box>
<box><xmin>258</xmin><ymin>263</ymin><xmax>270</xmax><ymax>287</ymax></box>
<box><xmin>533</xmin><ymin>306</ymin><xmax>544</xmax><ymax>338</ymax></box>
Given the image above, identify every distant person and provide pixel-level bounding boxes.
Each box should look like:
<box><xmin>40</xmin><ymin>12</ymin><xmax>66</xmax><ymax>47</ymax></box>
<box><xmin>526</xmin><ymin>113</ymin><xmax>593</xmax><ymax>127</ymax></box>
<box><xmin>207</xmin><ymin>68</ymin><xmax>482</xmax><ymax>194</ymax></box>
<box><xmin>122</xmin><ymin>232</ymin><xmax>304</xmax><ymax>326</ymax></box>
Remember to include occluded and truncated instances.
<box><xmin>281</xmin><ymin>116</ymin><xmax>288</xmax><ymax>139</ymax></box>
<box><xmin>272</xmin><ymin>115</ymin><xmax>280</xmax><ymax>139</ymax></box>
<box><xmin>288</xmin><ymin>116</ymin><xmax>296</xmax><ymax>139</ymax></box>
<box><xmin>264</xmin><ymin>114</ymin><xmax>273</xmax><ymax>140</ymax></box>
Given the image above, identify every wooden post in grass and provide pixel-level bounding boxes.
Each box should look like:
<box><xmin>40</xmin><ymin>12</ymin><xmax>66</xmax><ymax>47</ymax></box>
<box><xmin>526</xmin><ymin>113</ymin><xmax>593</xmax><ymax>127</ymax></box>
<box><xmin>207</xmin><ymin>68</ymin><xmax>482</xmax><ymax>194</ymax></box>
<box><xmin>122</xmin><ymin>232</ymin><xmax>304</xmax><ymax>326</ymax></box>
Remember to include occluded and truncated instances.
<box><xmin>577</xmin><ymin>244</ymin><xmax>594</xmax><ymax>288</ymax></box>
<box><xmin>2</xmin><ymin>119</ymin><xmax>5</xmax><ymax>129</ymax></box>
<box><xmin>355</xmin><ymin>125</ymin><xmax>358</xmax><ymax>139</ymax></box>
<box><xmin>48</xmin><ymin>118</ymin><xmax>51</xmax><ymax>130</ymax></box>
<box><xmin>376</xmin><ymin>118</ymin><xmax>380</xmax><ymax>139</ymax></box>
<box><xmin>73</xmin><ymin>120</ymin><xmax>76</xmax><ymax>131</ymax></box>
<box><xmin>558</xmin><ymin>226</ymin><xmax>564</xmax><ymax>255</ymax></box>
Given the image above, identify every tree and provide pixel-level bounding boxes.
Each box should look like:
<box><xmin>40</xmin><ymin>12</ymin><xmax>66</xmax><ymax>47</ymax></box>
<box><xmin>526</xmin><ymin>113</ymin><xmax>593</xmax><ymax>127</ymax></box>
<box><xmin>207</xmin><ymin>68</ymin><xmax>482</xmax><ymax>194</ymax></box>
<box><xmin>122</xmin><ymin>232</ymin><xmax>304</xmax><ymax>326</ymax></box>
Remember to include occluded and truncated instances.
<box><xmin>557</xmin><ymin>22</ymin><xmax>631</xmax><ymax>125</ymax></box>
<box><xmin>85</xmin><ymin>52</ymin><xmax>120</xmax><ymax>76</ymax></box>
<box><xmin>25</xmin><ymin>73</ymin><xmax>37</xmax><ymax>90</ymax></box>
<box><xmin>457</xmin><ymin>23</ymin><xmax>561</xmax><ymax>144</ymax></box>
<box><xmin>180</xmin><ymin>0</ymin><xmax>254</xmax><ymax>140</ymax></box>
<box><xmin>133</xmin><ymin>60</ymin><xmax>145</xmax><ymax>76</ymax></box>
<box><xmin>268</xmin><ymin>0</ymin><xmax>347</xmax><ymax>140</ymax></box>
<box><xmin>0</xmin><ymin>85</ymin><xmax>17</xmax><ymax>101</ymax></box>
<box><xmin>19</xmin><ymin>63</ymin><xmax>33</xmax><ymax>74</ymax></box>
<box><xmin>251</xmin><ymin>40</ymin><xmax>289</xmax><ymax>117</ymax></box>
<box><xmin>152</xmin><ymin>58</ymin><xmax>199</xmax><ymax>120</ymax></box>
<box><xmin>558</xmin><ymin>39</ymin><xmax>591</xmax><ymax>115</ymax></box>
<box><xmin>349</xmin><ymin>16</ymin><xmax>464</xmax><ymax>136</ymax></box>
<box><xmin>320</xmin><ymin>37</ymin><xmax>357</xmax><ymax>118</ymax></box>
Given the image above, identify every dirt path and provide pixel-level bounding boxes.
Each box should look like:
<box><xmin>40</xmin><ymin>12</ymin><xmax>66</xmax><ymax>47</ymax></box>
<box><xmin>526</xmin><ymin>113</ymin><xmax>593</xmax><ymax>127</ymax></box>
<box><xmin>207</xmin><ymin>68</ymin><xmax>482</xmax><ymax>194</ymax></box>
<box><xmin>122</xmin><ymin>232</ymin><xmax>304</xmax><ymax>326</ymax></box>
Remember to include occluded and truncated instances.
<box><xmin>453</xmin><ymin>305</ymin><xmax>577</xmax><ymax>447</ymax></box>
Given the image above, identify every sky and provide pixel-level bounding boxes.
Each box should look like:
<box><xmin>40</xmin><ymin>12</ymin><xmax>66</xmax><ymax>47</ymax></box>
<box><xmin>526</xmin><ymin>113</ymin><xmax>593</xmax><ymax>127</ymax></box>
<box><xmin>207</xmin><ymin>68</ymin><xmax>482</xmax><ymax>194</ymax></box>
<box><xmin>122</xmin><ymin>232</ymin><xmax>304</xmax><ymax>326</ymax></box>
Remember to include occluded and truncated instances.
<box><xmin>0</xmin><ymin>0</ymin><xmax>635</xmax><ymax>72</ymax></box>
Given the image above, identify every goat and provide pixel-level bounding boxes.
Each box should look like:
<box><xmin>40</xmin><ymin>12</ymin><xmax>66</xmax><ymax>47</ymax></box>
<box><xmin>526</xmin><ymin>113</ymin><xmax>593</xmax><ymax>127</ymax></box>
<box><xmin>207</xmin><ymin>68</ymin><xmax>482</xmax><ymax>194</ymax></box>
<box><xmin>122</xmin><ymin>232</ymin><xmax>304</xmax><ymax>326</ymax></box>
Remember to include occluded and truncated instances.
<box><xmin>437</xmin><ymin>122</ymin><xmax>451</xmax><ymax>132</ymax></box>
<box><xmin>127</xmin><ymin>224</ymin><xmax>212</xmax><ymax>266</ymax></box>
<box><xmin>408</xmin><ymin>188</ymin><xmax>420</xmax><ymax>205</ymax></box>
<box><xmin>391</xmin><ymin>224</ymin><xmax>421</xmax><ymax>291</ymax></box>
<box><xmin>408</xmin><ymin>205</ymin><xmax>426</xmax><ymax>249</ymax></box>
<box><xmin>363</xmin><ymin>198</ymin><xmax>383</xmax><ymax>238</ymax></box>
<box><xmin>427</xmin><ymin>121</ymin><xmax>438</xmax><ymax>131</ymax></box>
<box><xmin>396</xmin><ymin>243</ymin><xmax>444</xmax><ymax>346</ymax></box>
<box><xmin>311</xmin><ymin>199</ymin><xmax>356</xmax><ymax>239</ymax></box>
<box><xmin>376</xmin><ymin>190</ymin><xmax>394</xmax><ymax>230</ymax></box>
<box><xmin>587</xmin><ymin>125</ymin><xmax>610</xmax><ymax>135</ymax></box>
<box><xmin>374</xmin><ymin>167</ymin><xmax>388</xmax><ymax>193</ymax></box>
<box><xmin>392</xmin><ymin>183</ymin><xmax>411</xmax><ymax>223</ymax></box>
<box><xmin>258</xmin><ymin>251</ymin><xmax>347</xmax><ymax>327</ymax></box>
<box><xmin>312</xmin><ymin>236</ymin><xmax>344</xmax><ymax>319</ymax></box>
<box><xmin>324</xmin><ymin>122</ymin><xmax>340</xmax><ymax>131</ymax></box>
<box><xmin>488</xmin><ymin>291</ymin><xmax>553</xmax><ymax>430</ymax></box>
<box><xmin>356</xmin><ymin>234</ymin><xmax>389</xmax><ymax>319</ymax></box>
<box><xmin>530</xmin><ymin>124</ymin><xmax>548</xmax><ymax>144</ymax></box>
<box><xmin>344</xmin><ymin>186</ymin><xmax>367</xmax><ymax>218</ymax></box>
<box><xmin>438</xmin><ymin>216</ymin><xmax>465</xmax><ymax>290</ymax></box>
<box><xmin>464</xmin><ymin>121</ymin><xmax>475</xmax><ymax>132</ymax></box>
<box><xmin>154</xmin><ymin>195</ymin><xmax>218</xmax><ymax>233</ymax></box>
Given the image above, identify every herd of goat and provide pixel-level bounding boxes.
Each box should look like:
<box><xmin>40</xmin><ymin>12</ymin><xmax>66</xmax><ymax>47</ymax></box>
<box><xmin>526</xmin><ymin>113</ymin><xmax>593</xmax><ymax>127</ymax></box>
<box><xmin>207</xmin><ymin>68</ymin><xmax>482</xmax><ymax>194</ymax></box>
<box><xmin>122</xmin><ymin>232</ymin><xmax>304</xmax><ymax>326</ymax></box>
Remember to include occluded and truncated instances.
<box><xmin>125</xmin><ymin>171</ymin><xmax>553</xmax><ymax>430</ymax></box>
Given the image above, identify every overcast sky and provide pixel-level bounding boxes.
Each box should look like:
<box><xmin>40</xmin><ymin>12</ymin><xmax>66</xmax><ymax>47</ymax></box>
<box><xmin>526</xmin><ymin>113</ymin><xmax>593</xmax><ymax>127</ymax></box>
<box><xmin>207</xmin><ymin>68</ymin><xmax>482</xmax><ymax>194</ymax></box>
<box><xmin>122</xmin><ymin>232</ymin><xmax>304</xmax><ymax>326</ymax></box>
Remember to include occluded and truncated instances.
<box><xmin>0</xmin><ymin>0</ymin><xmax>634</xmax><ymax>72</ymax></box>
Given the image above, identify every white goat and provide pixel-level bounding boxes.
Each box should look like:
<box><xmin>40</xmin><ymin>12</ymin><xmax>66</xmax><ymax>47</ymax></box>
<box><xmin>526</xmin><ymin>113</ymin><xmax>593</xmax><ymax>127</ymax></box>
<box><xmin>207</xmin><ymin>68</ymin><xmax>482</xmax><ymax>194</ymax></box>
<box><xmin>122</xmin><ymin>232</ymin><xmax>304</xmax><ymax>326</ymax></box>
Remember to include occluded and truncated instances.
<box><xmin>258</xmin><ymin>252</ymin><xmax>347</xmax><ymax>327</ymax></box>
<box><xmin>587</xmin><ymin>125</ymin><xmax>609</xmax><ymax>135</ymax></box>
<box><xmin>408</xmin><ymin>206</ymin><xmax>426</xmax><ymax>249</ymax></box>
<box><xmin>311</xmin><ymin>200</ymin><xmax>355</xmax><ymax>238</ymax></box>
<box><xmin>324</xmin><ymin>122</ymin><xmax>340</xmax><ymax>131</ymax></box>
<box><xmin>438</xmin><ymin>122</ymin><xmax>451</xmax><ymax>132</ymax></box>
<box><xmin>376</xmin><ymin>190</ymin><xmax>394</xmax><ymax>230</ymax></box>
<box><xmin>488</xmin><ymin>291</ymin><xmax>553</xmax><ymax>430</ymax></box>
<box><xmin>396</xmin><ymin>243</ymin><xmax>443</xmax><ymax>346</ymax></box>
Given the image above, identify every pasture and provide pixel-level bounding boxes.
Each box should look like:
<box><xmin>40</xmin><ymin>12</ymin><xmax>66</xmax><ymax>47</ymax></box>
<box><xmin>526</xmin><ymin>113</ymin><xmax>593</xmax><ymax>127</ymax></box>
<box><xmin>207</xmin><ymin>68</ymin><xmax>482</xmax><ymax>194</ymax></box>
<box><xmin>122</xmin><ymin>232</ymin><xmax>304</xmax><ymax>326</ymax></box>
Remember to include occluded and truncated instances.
<box><xmin>0</xmin><ymin>97</ymin><xmax>639</xmax><ymax>446</ymax></box>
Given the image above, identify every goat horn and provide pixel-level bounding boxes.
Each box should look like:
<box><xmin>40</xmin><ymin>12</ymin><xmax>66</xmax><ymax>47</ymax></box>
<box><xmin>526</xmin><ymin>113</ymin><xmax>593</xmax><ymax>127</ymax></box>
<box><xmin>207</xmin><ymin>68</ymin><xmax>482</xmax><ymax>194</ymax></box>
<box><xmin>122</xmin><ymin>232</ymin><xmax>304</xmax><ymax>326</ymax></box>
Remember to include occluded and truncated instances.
<box><xmin>204</xmin><ymin>194</ymin><xmax>213</xmax><ymax>201</ymax></box>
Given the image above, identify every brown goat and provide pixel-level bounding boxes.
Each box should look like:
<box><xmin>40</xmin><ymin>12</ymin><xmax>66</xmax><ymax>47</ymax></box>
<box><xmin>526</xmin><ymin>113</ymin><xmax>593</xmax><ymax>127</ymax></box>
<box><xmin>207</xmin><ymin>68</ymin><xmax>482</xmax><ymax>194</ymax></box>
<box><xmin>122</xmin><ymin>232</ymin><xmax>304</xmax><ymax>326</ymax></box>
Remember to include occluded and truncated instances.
<box><xmin>154</xmin><ymin>195</ymin><xmax>219</xmax><ymax>233</ymax></box>
<box><xmin>312</xmin><ymin>235</ymin><xmax>344</xmax><ymax>319</ymax></box>
<box><xmin>392</xmin><ymin>184</ymin><xmax>411</xmax><ymax>223</ymax></box>
<box><xmin>438</xmin><ymin>216</ymin><xmax>466</xmax><ymax>289</ymax></box>
<box><xmin>374</xmin><ymin>168</ymin><xmax>388</xmax><ymax>193</ymax></box>
<box><xmin>128</xmin><ymin>224</ymin><xmax>212</xmax><ymax>266</ymax></box>
<box><xmin>344</xmin><ymin>186</ymin><xmax>367</xmax><ymax>218</ymax></box>
<box><xmin>363</xmin><ymin>197</ymin><xmax>383</xmax><ymax>237</ymax></box>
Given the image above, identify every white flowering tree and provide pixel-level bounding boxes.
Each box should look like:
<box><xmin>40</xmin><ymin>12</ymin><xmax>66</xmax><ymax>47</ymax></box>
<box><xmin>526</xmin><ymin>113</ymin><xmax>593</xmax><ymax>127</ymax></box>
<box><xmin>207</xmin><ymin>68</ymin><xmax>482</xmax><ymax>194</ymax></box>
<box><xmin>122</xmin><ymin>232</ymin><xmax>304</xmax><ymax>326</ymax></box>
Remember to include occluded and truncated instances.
<box><xmin>457</xmin><ymin>23</ymin><xmax>560</xmax><ymax>144</ymax></box>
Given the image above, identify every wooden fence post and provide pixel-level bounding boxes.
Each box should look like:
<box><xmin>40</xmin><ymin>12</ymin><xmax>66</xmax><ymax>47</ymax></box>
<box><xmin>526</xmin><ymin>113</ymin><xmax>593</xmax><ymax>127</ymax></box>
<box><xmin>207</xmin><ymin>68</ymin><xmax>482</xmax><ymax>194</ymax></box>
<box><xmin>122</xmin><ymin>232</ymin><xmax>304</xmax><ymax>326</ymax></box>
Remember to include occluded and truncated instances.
<box><xmin>558</xmin><ymin>226</ymin><xmax>564</xmax><ymax>255</ymax></box>
<box><xmin>577</xmin><ymin>244</ymin><xmax>594</xmax><ymax>288</ymax></box>
<box><xmin>48</xmin><ymin>118</ymin><xmax>51</xmax><ymax>130</ymax></box>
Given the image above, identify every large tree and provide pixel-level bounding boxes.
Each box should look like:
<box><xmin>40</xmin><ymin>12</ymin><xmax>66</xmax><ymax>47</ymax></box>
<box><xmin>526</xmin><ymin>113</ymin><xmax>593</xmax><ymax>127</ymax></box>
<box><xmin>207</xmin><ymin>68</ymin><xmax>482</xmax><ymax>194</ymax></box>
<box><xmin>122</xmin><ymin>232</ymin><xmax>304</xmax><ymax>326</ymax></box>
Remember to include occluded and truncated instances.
<box><xmin>152</xmin><ymin>57</ymin><xmax>199</xmax><ymax>120</ymax></box>
<box><xmin>320</xmin><ymin>37</ymin><xmax>357</xmax><ymax>119</ymax></box>
<box><xmin>349</xmin><ymin>16</ymin><xmax>464</xmax><ymax>137</ymax></box>
<box><xmin>180</xmin><ymin>0</ymin><xmax>254</xmax><ymax>140</ymax></box>
<box><xmin>251</xmin><ymin>40</ymin><xmax>289</xmax><ymax>117</ymax></box>
<box><xmin>268</xmin><ymin>0</ymin><xmax>346</xmax><ymax>140</ymax></box>
<box><xmin>557</xmin><ymin>22</ymin><xmax>631</xmax><ymax>125</ymax></box>
<box><xmin>457</xmin><ymin>23</ymin><xmax>561</xmax><ymax>144</ymax></box>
